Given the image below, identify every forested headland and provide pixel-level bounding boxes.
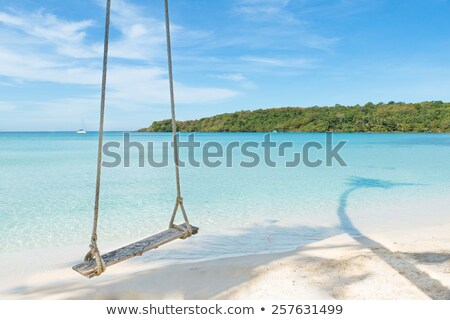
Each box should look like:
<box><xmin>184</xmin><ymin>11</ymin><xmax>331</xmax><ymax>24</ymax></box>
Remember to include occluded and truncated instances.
<box><xmin>138</xmin><ymin>101</ymin><xmax>450</xmax><ymax>133</ymax></box>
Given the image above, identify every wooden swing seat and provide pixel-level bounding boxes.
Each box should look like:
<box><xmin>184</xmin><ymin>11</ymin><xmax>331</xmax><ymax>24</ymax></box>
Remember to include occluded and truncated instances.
<box><xmin>73</xmin><ymin>223</ymin><xmax>198</xmax><ymax>278</ymax></box>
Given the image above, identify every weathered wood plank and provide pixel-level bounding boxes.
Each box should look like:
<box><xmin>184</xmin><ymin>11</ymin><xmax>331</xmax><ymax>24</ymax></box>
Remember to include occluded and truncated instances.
<box><xmin>73</xmin><ymin>224</ymin><xmax>198</xmax><ymax>278</ymax></box>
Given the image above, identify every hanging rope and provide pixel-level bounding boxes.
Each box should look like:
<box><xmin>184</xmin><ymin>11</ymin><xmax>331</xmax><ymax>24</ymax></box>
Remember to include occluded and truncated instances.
<box><xmin>164</xmin><ymin>0</ymin><xmax>192</xmax><ymax>237</ymax></box>
<box><xmin>84</xmin><ymin>0</ymin><xmax>111</xmax><ymax>276</ymax></box>
<box><xmin>83</xmin><ymin>0</ymin><xmax>192</xmax><ymax>277</ymax></box>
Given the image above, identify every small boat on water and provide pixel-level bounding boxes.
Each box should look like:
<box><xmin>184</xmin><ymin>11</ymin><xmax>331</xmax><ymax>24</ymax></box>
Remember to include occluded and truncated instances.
<box><xmin>77</xmin><ymin>118</ymin><xmax>87</xmax><ymax>134</ymax></box>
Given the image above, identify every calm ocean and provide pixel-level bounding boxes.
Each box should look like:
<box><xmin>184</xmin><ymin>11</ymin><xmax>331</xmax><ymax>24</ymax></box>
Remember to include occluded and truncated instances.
<box><xmin>1</xmin><ymin>132</ymin><xmax>450</xmax><ymax>261</ymax></box>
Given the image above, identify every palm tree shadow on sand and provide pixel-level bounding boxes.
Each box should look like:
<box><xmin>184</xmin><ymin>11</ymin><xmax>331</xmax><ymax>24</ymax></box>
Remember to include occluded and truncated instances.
<box><xmin>4</xmin><ymin>177</ymin><xmax>450</xmax><ymax>299</ymax></box>
<box><xmin>338</xmin><ymin>176</ymin><xmax>450</xmax><ymax>300</ymax></box>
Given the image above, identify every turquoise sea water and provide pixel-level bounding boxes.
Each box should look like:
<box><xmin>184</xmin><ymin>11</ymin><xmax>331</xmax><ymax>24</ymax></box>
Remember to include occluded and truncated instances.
<box><xmin>1</xmin><ymin>132</ymin><xmax>450</xmax><ymax>261</ymax></box>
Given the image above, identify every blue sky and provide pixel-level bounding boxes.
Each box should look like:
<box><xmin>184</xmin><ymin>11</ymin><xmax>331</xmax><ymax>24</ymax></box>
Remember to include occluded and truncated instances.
<box><xmin>1</xmin><ymin>0</ymin><xmax>450</xmax><ymax>131</ymax></box>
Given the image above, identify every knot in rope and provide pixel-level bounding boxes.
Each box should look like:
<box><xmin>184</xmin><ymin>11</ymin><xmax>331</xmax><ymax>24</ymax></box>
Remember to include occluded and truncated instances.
<box><xmin>84</xmin><ymin>238</ymin><xmax>106</xmax><ymax>276</ymax></box>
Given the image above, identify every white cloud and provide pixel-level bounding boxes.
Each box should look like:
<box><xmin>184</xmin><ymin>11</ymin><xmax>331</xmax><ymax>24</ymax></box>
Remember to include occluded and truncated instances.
<box><xmin>0</xmin><ymin>102</ymin><xmax>16</xmax><ymax>111</ymax></box>
<box><xmin>0</xmin><ymin>0</ymin><xmax>238</xmax><ymax>130</ymax></box>
<box><xmin>215</xmin><ymin>73</ymin><xmax>247</xmax><ymax>82</ymax></box>
<box><xmin>212</xmin><ymin>73</ymin><xmax>257</xmax><ymax>89</ymax></box>
<box><xmin>105</xmin><ymin>66</ymin><xmax>237</xmax><ymax>106</ymax></box>
<box><xmin>0</xmin><ymin>1</ymin><xmax>178</xmax><ymax>61</ymax></box>
<box><xmin>0</xmin><ymin>10</ymin><xmax>97</xmax><ymax>58</ymax></box>
<box><xmin>235</xmin><ymin>0</ymin><xmax>298</xmax><ymax>24</ymax></box>
<box><xmin>241</xmin><ymin>56</ymin><xmax>316</xmax><ymax>68</ymax></box>
<box><xmin>232</xmin><ymin>0</ymin><xmax>343</xmax><ymax>51</ymax></box>
<box><xmin>296</xmin><ymin>0</ymin><xmax>376</xmax><ymax>19</ymax></box>
<box><xmin>107</xmin><ymin>0</ymin><xmax>166</xmax><ymax>60</ymax></box>
<box><xmin>106</xmin><ymin>0</ymin><xmax>211</xmax><ymax>61</ymax></box>
<box><xmin>0</xmin><ymin>48</ymin><xmax>98</xmax><ymax>84</ymax></box>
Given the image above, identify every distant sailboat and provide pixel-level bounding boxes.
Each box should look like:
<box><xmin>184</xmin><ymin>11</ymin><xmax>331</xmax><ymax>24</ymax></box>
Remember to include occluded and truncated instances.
<box><xmin>77</xmin><ymin>118</ymin><xmax>87</xmax><ymax>134</ymax></box>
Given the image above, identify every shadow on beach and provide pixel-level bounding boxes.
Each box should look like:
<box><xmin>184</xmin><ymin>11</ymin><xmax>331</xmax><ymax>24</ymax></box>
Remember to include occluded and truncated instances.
<box><xmin>5</xmin><ymin>177</ymin><xmax>450</xmax><ymax>299</ymax></box>
<box><xmin>4</xmin><ymin>223</ymin><xmax>345</xmax><ymax>299</ymax></box>
<box><xmin>337</xmin><ymin>177</ymin><xmax>450</xmax><ymax>300</ymax></box>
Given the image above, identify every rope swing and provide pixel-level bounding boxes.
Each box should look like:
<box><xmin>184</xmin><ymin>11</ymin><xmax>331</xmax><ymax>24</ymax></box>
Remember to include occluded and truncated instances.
<box><xmin>75</xmin><ymin>0</ymin><xmax>197</xmax><ymax>278</ymax></box>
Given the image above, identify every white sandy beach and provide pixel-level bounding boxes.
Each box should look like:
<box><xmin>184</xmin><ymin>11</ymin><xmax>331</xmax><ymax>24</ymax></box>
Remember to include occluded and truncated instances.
<box><xmin>1</xmin><ymin>222</ymin><xmax>449</xmax><ymax>300</ymax></box>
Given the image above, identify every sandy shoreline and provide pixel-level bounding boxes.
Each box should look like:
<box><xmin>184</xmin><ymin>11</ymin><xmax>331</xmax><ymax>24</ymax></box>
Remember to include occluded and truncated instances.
<box><xmin>1</xmin><ymin>222</ymin><xmax>449</xmax><ymax>300</ymax></box>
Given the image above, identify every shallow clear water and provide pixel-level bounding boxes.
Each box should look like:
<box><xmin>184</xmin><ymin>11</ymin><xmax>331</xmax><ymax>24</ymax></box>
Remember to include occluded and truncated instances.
<box><xmin>1</xmin><ymin>132</ymin><xmax>449</xmax><ymax>261</ymax></box>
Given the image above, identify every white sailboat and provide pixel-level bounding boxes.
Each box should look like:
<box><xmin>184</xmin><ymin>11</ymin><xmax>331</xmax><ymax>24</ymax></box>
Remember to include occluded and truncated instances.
<box><xmin>77</xmin><ymin>118</ymin><xmax>87</xmax><ymax>134</ymax></box>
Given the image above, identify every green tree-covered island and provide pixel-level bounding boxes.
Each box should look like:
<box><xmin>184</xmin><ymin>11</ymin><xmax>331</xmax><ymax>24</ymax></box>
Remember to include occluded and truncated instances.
<box><xmin>139</xmin><ymin>101</ymin><xmax>450</xmax><ymax>133</ymax></box>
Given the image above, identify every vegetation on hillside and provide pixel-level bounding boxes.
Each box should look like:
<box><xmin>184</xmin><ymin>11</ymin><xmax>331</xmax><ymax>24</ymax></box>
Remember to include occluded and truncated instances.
<box><xmin>138</xmin><ymin>101</ymin><xmax>450</xmax><ymax>133</ymax></box>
